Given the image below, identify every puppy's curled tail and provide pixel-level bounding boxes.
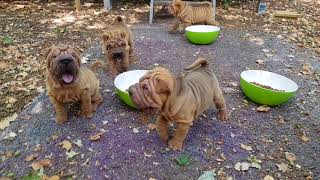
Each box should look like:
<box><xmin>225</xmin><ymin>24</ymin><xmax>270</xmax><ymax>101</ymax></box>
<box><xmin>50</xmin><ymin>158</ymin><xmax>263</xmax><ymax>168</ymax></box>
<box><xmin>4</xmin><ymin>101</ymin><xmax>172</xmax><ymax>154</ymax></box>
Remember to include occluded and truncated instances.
<box><xmin>91</xmin><ymin>60</ymin><xmax>106</xmax><ymax>72</ymax></box>
<box><xmin>184</xmin><ymin>58</ymin><xmax>208</xmax><ymax>71</ymax></box>
<box><xmin>114</xmin><ymin>16</ymin><xmax>124</xmax><ymax>24</ymax></box>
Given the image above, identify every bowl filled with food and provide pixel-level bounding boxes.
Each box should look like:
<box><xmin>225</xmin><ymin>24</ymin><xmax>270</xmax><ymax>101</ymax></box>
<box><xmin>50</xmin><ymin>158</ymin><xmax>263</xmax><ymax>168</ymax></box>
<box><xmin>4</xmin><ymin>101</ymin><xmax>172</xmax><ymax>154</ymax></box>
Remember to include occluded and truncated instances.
<box><xmin>240</xmin><ymin>70</ymin><xmax>298</xmax><ymax>106</ymax></box>
<box><xmin>185</xmin><ymin>25</ymin><xmax>220</xmax><ymax>45</ymax></box>
<box><xmin>114</xmin><ymin>70</ymin><xmax>148</xmax><ymax>108</ymax></box>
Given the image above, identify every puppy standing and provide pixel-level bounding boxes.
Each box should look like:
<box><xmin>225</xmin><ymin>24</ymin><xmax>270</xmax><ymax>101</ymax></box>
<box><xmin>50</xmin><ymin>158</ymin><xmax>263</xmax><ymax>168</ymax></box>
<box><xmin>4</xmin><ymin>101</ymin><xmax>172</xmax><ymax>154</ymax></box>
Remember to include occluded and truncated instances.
<box><xmin>129</xmin><ymin>58</ymin><xmax>228</xmax><ymax>151</ymax></box>
<box><xmin>45</xmin><ymin>45</ymin><xmax>103</xmax><ymax>124</ymax></box>
<box><xmin>168</xmin><ymin>0</ymin><xmax>220</xmax><ymax>33</ymax></box>
<box><xmin>101</xmin><ymin>16</ymin><xmax>134</xmax><ymax>76</ymax></box>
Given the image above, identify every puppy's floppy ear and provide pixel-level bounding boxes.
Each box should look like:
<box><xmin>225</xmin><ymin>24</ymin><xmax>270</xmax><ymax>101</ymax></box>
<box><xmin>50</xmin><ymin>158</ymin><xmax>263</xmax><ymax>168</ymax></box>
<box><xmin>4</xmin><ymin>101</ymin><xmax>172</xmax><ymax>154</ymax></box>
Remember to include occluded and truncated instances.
<box><xmin>155</xmin><ymin>77</ymin><xmax>173</xmax><ymax>94</ymax></box>
<box><xmin>44</xmin><ymin>46</ymin><xmax>54</xmax><ymax>68</ymax></box>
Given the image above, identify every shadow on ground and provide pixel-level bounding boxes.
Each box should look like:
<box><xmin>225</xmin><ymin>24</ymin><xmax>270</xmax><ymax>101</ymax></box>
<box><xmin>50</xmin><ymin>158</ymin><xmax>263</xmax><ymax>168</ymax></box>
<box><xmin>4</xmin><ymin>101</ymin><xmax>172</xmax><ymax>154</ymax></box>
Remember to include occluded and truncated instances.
<box><xmin>1</xmin><ymin>23</ymin><xmax>319</xmax><ymax>179</ymax></box>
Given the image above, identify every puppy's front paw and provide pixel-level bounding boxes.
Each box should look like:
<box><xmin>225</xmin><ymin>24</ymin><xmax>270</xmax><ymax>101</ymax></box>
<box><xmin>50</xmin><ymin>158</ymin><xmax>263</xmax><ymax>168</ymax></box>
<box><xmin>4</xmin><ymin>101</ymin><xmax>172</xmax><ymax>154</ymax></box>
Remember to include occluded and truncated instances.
<box><xmin>217</xmin><ymin>110</ymin><xmax>229</xmax><ymax>121</ymax></box>
<box><xmin>168</xmin><ymin>139</ymin><xmax>183</xmax><ymax>151</ymax></box>
<box><xmin>81</xmin><ymin>111</ymin><xmax>93</xmax><ymax>119</ymax></box>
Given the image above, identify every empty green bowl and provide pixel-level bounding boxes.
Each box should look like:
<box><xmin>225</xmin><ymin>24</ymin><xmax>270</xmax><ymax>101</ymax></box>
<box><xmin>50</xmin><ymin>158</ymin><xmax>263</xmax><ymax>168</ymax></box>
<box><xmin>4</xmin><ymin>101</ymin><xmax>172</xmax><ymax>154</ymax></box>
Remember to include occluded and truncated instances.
<box><xmin>185</xmin><ymin>25</ymin><xmax>220</xmax><ymax>45</ymax></box>
<box><xmin>114</xmin><ymin>70</ymin><xmax>148</xmax><ymax>108</ymax></box>
<box><xmin>240</xmin><ymin>70</ymin><xmax>298</xmax><ymax>106</ymax></box>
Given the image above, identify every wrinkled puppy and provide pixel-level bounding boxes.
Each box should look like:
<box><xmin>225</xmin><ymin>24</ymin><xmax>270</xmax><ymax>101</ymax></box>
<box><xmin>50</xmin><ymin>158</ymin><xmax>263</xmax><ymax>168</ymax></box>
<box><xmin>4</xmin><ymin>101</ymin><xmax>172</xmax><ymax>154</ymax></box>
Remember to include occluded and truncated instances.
<box><xmin>101</xmin><ymin>16</ymin><xmax>134</xmax><ymax>76</ymax></box>
<box><xmin>45</xmin><ymin>45</ymin><xmax>103</xmax><ymax>124</ymax></box>
<box><xmin>168</xmin><ymin>0</ymin><xmax>220</xmax><ymax>33</ymax></box>
<box><xmin>129</xmin><ymin>58</ymin><xmax>228</xmax><ymax>151</ymax></box>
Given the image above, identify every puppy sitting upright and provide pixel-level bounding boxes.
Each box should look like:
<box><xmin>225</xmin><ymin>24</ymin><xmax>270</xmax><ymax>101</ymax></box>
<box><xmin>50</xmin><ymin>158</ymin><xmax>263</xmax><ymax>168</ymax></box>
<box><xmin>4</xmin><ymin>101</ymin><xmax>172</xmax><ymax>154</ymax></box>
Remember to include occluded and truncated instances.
<box><xmin>168</xmin><ymin>0</ymin><xmax>220</xmax><ymax>33</ymax></box>
<box><xmin>45</xmin><ymin>45</ymin><xmax>103</xmax><ymax>124</ymax></box>
<box><xmin>128</xmin><ymin>58</ymin><xmax>229</xmax><ymax>151</ymax></box>
<box><xmin>101</xmin><ymin>16</ymin><xmax>134</xmax><ymax>76</ymax></box>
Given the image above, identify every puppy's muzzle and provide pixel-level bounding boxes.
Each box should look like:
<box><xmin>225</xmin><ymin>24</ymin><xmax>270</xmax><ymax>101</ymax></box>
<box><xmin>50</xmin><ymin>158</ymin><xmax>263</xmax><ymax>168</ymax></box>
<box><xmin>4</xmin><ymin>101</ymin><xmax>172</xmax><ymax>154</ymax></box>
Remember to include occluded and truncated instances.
<box><xmin>112</xmin><ymin>51</ymin><xmax>124</xmax><ymax>60</ymax></box>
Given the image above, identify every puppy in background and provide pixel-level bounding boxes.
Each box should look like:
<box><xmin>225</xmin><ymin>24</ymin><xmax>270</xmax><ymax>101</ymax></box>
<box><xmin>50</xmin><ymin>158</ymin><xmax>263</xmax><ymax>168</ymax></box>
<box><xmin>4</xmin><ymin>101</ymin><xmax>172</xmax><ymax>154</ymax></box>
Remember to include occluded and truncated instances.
<box><xmin>128</xmin><ymin>57</ymin><xmax>228</xmax><ymax>151</ymax></box>
<box><xmin>45</xmin><ymin>45</ymin><xmax>103</xmax><ymax>124</ymax></box>
<box><xmin>101</xmin><ymin>16</ymin><xmax>134</xmax><ymax>76</ymax></box>
<box><xmin>168</xmin><ymin>0</ymin><xmax>220</xmax><ymax>33</ymax></box>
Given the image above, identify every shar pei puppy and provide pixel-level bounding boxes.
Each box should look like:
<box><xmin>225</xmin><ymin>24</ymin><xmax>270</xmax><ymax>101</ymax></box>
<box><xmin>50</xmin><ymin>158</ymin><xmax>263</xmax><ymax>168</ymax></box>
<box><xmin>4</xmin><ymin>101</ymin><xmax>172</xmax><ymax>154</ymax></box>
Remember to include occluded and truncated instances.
<box><xmin>101</xmin><ymin>16</ymin><xmax>134</xmax><ymax>76</ymax></box>
<box><xmin>45</xmin><ymin>45</ymin><xmax>103</xmax><ymax>124</ymax></box>
<box><xmin>168</xmin><ymin>0</ymin><xmax>220</xmax><ymax>34</ymax></box>
<box><xmin>128</xmin><ymin>57</ymin><xmax>229</xmax><ymax>150</ymax></box>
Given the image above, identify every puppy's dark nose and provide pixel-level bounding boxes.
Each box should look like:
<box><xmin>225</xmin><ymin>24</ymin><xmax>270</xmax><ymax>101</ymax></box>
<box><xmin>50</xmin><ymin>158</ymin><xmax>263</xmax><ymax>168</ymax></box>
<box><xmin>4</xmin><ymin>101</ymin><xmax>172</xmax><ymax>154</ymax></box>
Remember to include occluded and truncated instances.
<box><xmin>112</xmin><ymin>51</ymin><xmax>124</xmax><ymax>60</ymax></box>
<box><xmin>60</xmin><ymin>59</ymin><xmax>71</xmax><ymax>65</ymax></box>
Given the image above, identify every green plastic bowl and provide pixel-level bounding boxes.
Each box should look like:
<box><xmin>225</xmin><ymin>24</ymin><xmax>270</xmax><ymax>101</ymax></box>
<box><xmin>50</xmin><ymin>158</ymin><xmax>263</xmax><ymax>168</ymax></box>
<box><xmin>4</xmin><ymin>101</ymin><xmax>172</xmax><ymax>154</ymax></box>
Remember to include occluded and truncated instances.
<box><xmin>185</xmin><ymin>25</ymin><xmax>220</xmax><ymax>45</ymax></box>
<box><xmin>240</xmin><ymin>70</ymin><xmax>298</xmax><ymax>106</ymax></box>
<box><xmin>114</xmin><ymin>70</ymin><xmax>148</xmax><ymax>108</ymax></box>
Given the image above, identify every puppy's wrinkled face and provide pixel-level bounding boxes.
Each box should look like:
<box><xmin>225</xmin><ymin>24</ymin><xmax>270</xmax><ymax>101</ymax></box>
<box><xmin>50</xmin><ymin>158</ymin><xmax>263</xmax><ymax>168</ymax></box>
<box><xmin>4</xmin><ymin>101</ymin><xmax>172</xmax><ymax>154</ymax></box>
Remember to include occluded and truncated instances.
<box><xmin>105</xmin><ymin>37</ymin><xmax>128</xmax><ymax>62</ymax></box>
<box><xmin>128</xmin><ymin>67</ymin><xmax>174</xmax><ymax>112</ymax></box>
<box><xmin>45</xmin><ymin>45</ymin><xmax>81</xmax><ymax>86</ymax></box>
<box><xmin>168</xmin><ymin>0</ymin><xmax>185</xmax><ymax>16</ymax></box>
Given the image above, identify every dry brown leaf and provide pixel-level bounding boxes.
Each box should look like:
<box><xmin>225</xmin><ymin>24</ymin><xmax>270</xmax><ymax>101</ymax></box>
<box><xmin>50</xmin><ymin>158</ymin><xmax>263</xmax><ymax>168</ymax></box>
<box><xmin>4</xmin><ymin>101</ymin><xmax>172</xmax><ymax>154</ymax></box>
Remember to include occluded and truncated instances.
<box><xmin>60</xmin><ymin>140</ymin><xmax>72</xmax><ymax>151</ymax></box>
<box><xmin>263</xmin><ymin>175</ymin><xmax>274</xmax><ymax>180</ymax></box>
<box><xmin>301</xmin><ymin>63</ymin><xmax>312</xmax><ymax>75</ymax></box>
<box><xmin>277</xmin><ymin>163</ymin><xmax>289</xmax><ymax>173</ymax></box>
<box><xmin>31</xmin><ymin>159</ymin><xmax>51</xmax><ymax>170</ymax></box>
<box><xmin>149</xmin><ymin>178</ymin><xmax>157</xmax><ymax>180</ymax></box>
<box><xmin>301</xmin><ymin>132</ymin><xmax>310</xmax><ymax>142</ymax></box>
<box><xmin>285</xmin><ymin>152</ymin><xmax>296</xmax><ymax>163</ymax></box>
<box><xmin>90</xmin><ymin>132</ymin><xmax>105</xmax><ymax>141</ymax></box>
<box><xmin>256</xmin><ymin>59</ymin><xmax>264</xmax><ymax>64</ymax></box>
<box><xmin>240</xmin><ymin>144</ymin><xmax>253</xmax><ymax>151</ymax></box>
<box><xmin>257</xmin><ymin>105</ymin><xmax>270</xmax><ymax>112</ymax></box>
<box><xmin>25</xmin><ymin>153</ymin><xmax>38</xmax><ymax>161</ymax></box>
<box><xmin>0</xmin><ymin>62</ymin><xmax>9</xmax><ymax>69</ymax></box>
<box><xmin>0</xmin><ymin>113</ymin><xmax>18</xmax><ymax>130</ymax></box>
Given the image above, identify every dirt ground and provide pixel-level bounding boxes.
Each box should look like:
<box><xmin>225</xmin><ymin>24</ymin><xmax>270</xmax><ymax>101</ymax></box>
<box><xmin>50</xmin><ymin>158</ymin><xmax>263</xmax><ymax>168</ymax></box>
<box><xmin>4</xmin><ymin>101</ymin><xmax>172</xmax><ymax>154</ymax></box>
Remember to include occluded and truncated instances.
<box><xmin>0</xmin><ymin>0</ymin><xmax>319</xmax><ymax>179</ymax></box>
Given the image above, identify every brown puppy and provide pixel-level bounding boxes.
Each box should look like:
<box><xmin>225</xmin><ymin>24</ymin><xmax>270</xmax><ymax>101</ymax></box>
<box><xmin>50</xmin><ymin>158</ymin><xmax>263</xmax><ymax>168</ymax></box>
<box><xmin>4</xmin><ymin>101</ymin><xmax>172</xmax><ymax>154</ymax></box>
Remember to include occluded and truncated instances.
<box><xmin>129</xmin><ymin>58</ymin><xmax>228</xmax><ymax>151</ymax></box>
<box><xmin>45</xmin><ymin>45</ymin><xmax>103</xmax><ymax>124</ymax></box>
<box><xmin>168</xmin><ymin>0</ymin><xmax>220</xmax><ymax>33</ymax></box>
<box><xmin>101</xmin><ymin>16</ymin><xmax>134</xmax><ymax>76</ymax></box>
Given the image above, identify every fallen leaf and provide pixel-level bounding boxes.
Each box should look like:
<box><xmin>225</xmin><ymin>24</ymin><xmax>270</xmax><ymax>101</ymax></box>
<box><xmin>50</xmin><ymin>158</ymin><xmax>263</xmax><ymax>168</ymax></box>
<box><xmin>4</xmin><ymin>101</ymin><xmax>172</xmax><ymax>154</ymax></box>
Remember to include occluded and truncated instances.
<box><xmin>277</xmin><ymin>163</ymin><xmax>289</xmax><ymax>173</ymax></box>
<box><xmin>278</xmin><ymin>115</ymin><xmax>285</xmax><ymax>124</ymax></box>
<box><xmin>257</xmin><ymin>105</ymin><xmax>270</xmax><ymax>112</ymax></box>
<box><xmin>133</xmin><ymin>128</ymin><xmax>139</xmax><ymax>134</ymax></box>
<box><xmin>234</xmin><ymin>162</ymin><xmax>250</xmax><ymax>171</ymax></box>
<box><xmin>72</xmin><ymin>140</ymin><xmax>83</xmax><ymax>147</ymax></box>
<box><xmin>144</xmin><ymin>152</ymin><xmax>152</xmax><ymax>158</ymax></box>
<box><xmin>31</xmin><ymin>159</ymin><xmax>51</xmax><ymax>170</ymax></box>
<box><xmin>250</xmin><ymin>162</ymin><xmax>261</xmax><ymax>169</ymax></box>
<box><xmin>300</xmin><ymin>132</ymin><xmax>310</xmax><ymax>142</ymax></box>
<box><xmin>0</xmin><ymin>62</ymin><xmax>9</xmax><ymax>69</ymax></box>
<box><xmin>60</xmin><ymin>140</ymin><xmax>72</xmax><ymax>151</ymax></box>
<box><xmin>285</xmin><ymin>152</ymin><xmax>296</xmax><ymax>164</ymax></box>
<box><xmin>148</xmin><ymin>123</ymin><xmax>157</xmax><ymax>131</ymax></box>
<box><xmin>66</xmin><ymin>150</ymin><xmax>79</xmax><ymax>160</ymax></box>
<box><xmin>149</xmin><ymin>178</ymin><xmax>157</xmax><ymax>180</ymax></box>
<box><xmin>263</xmin><ymin>175</ymin><xmax>274</xmax><ymax>180</ymax></box>
<box><xmin>256</xmin><ymin>59</ymin><xmax>264</xmax><ymax>64</ymax></box>
<box><xmin>0</xmin><ymin>113</ymin><xmax>18</xmax><ymax>130</ymax></box>
<box><xmin>301</xmin><ymin>63</ymin><xmax>312</xmax><ymax>75</ymax></box>
<box><xmin>90</xmin><ymin>132</ymin><xmax>105</xmax><ymax>141</ymax></box>
<box><xmin>197</xmin><ymin>170</ymin><xmax>216</xmax><ymax>180</ymax></box>
<box><xmin>230</xmin><ymin>82</ymin><xmax>238</xmax><ymax>87</ymax></box>
<box><xmin>25</xmin><ymin>153</ymin><xmax>38</xmax><ymax>161</ymax></box>
<box><xmin>240</xmin><ymin>144</ymin><xmax>253</xmax><ymax>151</ymax></box>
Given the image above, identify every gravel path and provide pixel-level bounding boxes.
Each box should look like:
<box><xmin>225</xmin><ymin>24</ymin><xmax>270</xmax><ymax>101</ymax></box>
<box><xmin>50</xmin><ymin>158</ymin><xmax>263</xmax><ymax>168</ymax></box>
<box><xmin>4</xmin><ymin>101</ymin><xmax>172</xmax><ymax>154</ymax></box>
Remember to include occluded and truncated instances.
<box><xmin>1</xmin><ymin>23</ymin><xmax>319</xmax><ymax>179</ymax></box>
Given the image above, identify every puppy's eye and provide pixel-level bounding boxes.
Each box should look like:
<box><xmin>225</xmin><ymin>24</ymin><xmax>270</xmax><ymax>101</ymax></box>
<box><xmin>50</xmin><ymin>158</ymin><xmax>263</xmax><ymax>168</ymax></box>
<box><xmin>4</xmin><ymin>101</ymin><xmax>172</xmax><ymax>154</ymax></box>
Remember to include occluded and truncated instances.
<box><xmin>52</xmin><ymin>54</ymin><xmax>56</xmax><ymax>59</ymax></box>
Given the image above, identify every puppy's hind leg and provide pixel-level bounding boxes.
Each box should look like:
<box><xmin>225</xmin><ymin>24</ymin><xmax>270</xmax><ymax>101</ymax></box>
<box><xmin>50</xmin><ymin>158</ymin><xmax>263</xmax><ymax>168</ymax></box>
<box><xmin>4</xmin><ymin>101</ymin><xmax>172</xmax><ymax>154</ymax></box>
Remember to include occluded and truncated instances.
<box><xmin>213</xmin><ymin>88</ymin><xmax>229</xmax><ymax>121</ymax></box>
<box><xmin>169</xmin><ymin>21</ymin><xmax>180</xmax><ymax>34</ymax></box>
<box><xmin>91</xmin><ymin>90</ymin><xmax>103</xmax><ymax>112</ymax></box>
